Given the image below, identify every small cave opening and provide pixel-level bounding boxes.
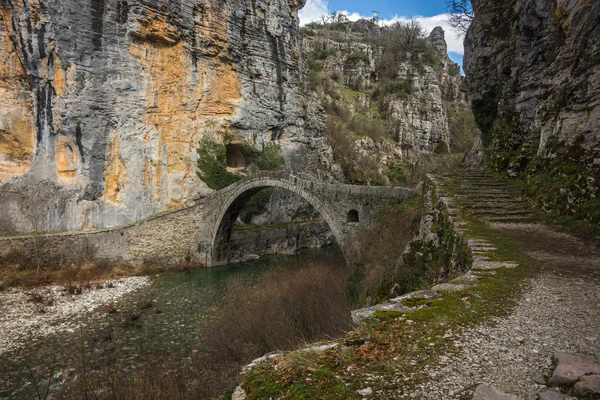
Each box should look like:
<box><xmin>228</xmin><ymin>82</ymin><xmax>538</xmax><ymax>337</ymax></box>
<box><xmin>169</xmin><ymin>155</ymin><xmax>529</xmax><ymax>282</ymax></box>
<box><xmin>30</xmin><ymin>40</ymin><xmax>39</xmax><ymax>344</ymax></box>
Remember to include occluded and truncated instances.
<box><xmin>347</xmin><ymin>209</ymin><xmax>359</xmax><ymax>223</ymax></box>
<box><xmin>226</xmin><ymin>144</ymin><xmax>248</xmax><ymax>170</ymax></box>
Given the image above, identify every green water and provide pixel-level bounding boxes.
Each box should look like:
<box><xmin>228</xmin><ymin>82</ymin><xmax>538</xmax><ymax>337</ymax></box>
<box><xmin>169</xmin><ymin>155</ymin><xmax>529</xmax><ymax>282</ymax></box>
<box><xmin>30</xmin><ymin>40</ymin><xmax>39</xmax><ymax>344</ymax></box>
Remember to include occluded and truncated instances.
<box><xmin>0</xmin><ymin>247</ymin><xmax>345</xmax><ymax>399</ymax></box>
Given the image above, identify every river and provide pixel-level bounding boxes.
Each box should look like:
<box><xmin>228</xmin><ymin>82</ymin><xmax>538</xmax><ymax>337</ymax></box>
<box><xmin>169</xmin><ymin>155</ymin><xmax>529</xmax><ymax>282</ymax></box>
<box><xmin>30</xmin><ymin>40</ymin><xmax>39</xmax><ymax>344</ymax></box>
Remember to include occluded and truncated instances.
<box><xmin>0</xmin><ymin>246</ymin><xmax>345</xmax><ymax>399</ymax></box>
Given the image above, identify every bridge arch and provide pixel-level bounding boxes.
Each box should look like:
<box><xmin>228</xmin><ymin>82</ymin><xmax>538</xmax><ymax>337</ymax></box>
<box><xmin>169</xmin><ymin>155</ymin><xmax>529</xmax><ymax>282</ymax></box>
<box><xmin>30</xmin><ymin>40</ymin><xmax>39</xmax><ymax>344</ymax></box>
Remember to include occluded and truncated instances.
<box><xmin>208</xmin><ymin>177</ymin><xmax>345</xmax><ymax>267</ymax></box>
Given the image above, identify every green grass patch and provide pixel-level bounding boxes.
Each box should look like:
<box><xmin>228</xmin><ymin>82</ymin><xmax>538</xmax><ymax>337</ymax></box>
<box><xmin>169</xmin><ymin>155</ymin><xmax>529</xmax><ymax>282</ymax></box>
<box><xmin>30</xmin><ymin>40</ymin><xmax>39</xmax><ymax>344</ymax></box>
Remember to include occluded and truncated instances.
<box><xmin>373</xmin><ymin>310</ymin><xmax>405</xmax><ymax>321</ymax></box>
<box><xmin>401</xmin><ymin>297</ymin><xmax>430</xmax><ymax>308</ymax></box>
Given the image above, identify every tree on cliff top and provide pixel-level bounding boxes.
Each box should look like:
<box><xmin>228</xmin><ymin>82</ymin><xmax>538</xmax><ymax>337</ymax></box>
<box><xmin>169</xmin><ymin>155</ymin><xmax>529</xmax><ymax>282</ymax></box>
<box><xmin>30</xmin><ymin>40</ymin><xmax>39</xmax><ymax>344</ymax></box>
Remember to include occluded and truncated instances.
<box><xmin>446</xmin><ymin>0</ymin><xmax>474</xmax><ymax>35</ymax></box>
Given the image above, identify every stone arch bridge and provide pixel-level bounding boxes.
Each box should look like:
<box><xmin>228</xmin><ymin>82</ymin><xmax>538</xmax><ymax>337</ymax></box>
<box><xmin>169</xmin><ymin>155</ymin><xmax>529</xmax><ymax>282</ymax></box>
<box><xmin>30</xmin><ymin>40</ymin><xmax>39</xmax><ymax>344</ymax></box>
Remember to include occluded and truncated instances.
<box><xmin>0</xmin><ymin>172</ymin><xmax>416</xmax><ymax>267</ymax></box>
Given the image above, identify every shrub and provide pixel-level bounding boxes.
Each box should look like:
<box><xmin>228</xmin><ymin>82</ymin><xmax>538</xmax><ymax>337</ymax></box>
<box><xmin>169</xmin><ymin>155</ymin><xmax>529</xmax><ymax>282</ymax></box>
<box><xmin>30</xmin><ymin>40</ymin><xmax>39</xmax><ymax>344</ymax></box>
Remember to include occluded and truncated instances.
<box><xmin>348</xmin><ymin>114</ymin><xmax>390</xmax><ymax>142</ymax></box>
<box><xmin>352</xmin><ymin>205</ymin><xmax>423</xmax><ymax>304</ymax></box>
<box><xmin>316</xmin><ymin>49</ymin><xmax>336</xmax><ymax>60</ymax></box>
<box><xmin>249</xmin><ymin>143</ymin><xmax>285</xmax><ymax>173</ymax></box>
<box><xmin>445</xmin><ymin>101</ymin><xmax>479</xmax><ymax>154</ymax></box>
<box><xmin>196</xmin><ymin>136</ymin><xmax>242</xmax><ymax>190</ymax></box>
<box><xmin>382</xmin><ymin>80</ymin><xmax>413</xmax><ymax>98</ymax></box>
<box><xmin>434</xmin><ymin>141</ymin><xmax>449</xmax><ymax>154</ymax></box>
<box><xmin>300</xmin><ymin>27</ymin><xmax>316</xmax><ymax>37</ymax></box>
<box><xmin>344</xmin><ymin>52</ymin><xmax>370</xmax><ymax>66</ymax></box>
<box><xmin>448</xmin><ymin>63</ymin><xmax>461</xmax><ymax>76</ymax></box>
<box><xmin>201</xmin><ymin>261</ymin><xmax>354</xmax><ymax>362</ymax></box>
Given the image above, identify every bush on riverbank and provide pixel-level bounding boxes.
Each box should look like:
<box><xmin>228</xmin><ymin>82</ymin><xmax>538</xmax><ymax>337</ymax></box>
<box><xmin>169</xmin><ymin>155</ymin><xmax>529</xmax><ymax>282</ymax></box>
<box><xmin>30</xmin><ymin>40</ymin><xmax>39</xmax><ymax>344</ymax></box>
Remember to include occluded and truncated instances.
<box><xmin>349</xmin><ymin>200</ymin><xmax>423</xmax><ymax>305</ymax></box>
<box><xmin>201</xmin><ymin>261</ymin><xmax>354</xmax><ymax>363</ymax></box>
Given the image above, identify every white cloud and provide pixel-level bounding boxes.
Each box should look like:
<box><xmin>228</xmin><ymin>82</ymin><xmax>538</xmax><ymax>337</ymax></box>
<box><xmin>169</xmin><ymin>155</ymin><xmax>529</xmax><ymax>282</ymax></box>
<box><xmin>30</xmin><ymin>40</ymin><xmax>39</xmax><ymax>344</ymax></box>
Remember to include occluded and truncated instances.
<box><xmin>299</xmin><ymin>1</ymin><xmax>467</xmax><ymax>55</ymax></box>
<box><xmin>298</xmin><ymin>0</ymin><xmax>329</xmax><ymax>25</ymax></box>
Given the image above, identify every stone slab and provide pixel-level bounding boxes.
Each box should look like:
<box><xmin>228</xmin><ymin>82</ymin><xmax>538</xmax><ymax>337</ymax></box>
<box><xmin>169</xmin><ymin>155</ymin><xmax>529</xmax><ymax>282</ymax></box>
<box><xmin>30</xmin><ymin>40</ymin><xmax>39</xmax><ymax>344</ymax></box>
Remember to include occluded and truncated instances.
<box><xmin>472</xmin><ymin>384</ymin><xmax>521</xmax><ymax>400</ymax></box>
<box><xmin>537</xmin><ymin>389</ymin><xmax>572</xmax><ymax>400</ymax></box>
<box><xmin>473</xmin><ymin>260</ymin><xmax>519</xmax><ymax>271</ymax></box>
<box><xmin>432</xmin><ymin>283</ymin><xmax>472</xmax><ymax>293</ymax></box>
<box><xmin>389</xmin><ymin>290</ymin><xmax>439</xmax><ymax>304</ymax></box>
<box><xmin>452</xmin><ymin>271</ymin><xmax>480</xmax><ymax>284</ymax></box>
<box><xmin>549</xmin><ymin>352</ymin><xmax>600</xmax><ymax>387</ymax></box>
<box><xmin>573</xmin><ymin>374</ymin><xmax>600</xmax><ymax>397</ymax></box>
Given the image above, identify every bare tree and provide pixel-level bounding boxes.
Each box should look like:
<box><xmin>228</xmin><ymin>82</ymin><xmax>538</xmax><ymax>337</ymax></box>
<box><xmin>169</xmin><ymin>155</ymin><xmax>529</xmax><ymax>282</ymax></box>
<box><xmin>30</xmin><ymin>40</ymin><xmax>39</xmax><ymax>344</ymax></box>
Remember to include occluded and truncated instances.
<box><xmin>398</xmin><ymin>19</ymin><xmax>424</xmax><ymax>49</ymax></box>
<box><xmin>446</xmin><ymin>0</ymin><xmax>474</xmax><ymax>35</ymax></box>
<box><xmin>19</xmin><ymin>203</ymin><xmax>50</xmax><ymax>275</ymax></box>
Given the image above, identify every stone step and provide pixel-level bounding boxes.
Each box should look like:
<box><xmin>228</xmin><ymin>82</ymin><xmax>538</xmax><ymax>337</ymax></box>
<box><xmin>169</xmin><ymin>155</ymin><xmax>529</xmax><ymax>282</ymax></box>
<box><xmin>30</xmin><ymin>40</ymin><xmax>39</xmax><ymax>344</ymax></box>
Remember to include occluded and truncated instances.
<box><xmin>462</xmin><ymin>203</ymin><xmax>531</xmax><ymax>210</ymax></box>
<box><xmin>470</xmin><ymin>209</ymin><xmax>535</xmax><ymax>217</ymax></box>
<box><xmin>485</xmin><ymin>216</ymin><xmax>539</xmax><ymax>224</ymax></box>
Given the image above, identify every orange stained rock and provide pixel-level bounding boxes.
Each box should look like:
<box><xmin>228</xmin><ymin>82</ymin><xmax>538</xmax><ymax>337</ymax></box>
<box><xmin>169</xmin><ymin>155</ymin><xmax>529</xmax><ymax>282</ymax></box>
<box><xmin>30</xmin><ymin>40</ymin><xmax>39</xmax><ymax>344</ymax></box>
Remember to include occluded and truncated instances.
<box><xmin>103</xmin><ymin>130</ymin><xmax>127</xmax><ymax>204</ymax></box>
<box><xmin>53</xmin><ymin>55</ymin><xmax>66</xmax><ymax>97</ymax></box>
<box><xmin>56</xmin><ymin>135</ymin><xmax>79</xmax><ymax>184</ymax></box>
<box><xmin>0</xmin><ymin>9</ymin><xmax>35</xmax><ymax>181</ymax></box>
<box><xmin>129</xmin><ymin>3</ymin><xmax>242</xmax><ymax>208</ymax></box>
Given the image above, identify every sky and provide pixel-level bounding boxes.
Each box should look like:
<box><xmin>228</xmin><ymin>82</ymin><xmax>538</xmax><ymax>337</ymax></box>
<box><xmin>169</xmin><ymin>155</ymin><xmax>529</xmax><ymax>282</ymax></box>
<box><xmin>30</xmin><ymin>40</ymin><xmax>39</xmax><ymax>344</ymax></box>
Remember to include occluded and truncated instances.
<box><xmin>299</xmin><ymin>0</ymin><xmax>466</xmax><ymax>68</ymax></box>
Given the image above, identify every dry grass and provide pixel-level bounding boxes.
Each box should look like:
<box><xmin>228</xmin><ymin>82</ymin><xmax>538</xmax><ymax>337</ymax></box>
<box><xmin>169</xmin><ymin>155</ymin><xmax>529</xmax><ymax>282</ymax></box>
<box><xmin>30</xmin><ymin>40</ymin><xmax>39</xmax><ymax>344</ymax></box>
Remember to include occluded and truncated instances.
<box><xmin>201</xmin><ymin>262</ymin><xmax>354</xmax><ymax>363</ymax></box>
<box><xmin>349</xmin><ymin>204</ymin><xmax>423</xmax><ymax>305</ymax></box>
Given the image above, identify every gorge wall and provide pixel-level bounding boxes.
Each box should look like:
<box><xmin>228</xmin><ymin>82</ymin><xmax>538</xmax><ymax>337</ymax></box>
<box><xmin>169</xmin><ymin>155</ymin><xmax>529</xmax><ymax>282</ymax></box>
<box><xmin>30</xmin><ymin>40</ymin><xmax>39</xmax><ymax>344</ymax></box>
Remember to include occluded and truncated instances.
<box><xmin>465</xmin><ymin>0</ymin><xmax>600</xmax><ymax>224</ymax></box>
<box><xmin>0</xmin><ymin>0</ymin><xmax>337</xmax><ymax>233</ymax></box>
<box><xmin>303</xmin><ymin>20</ymin><xmax>476</xmax><ymax>185</ymax></box>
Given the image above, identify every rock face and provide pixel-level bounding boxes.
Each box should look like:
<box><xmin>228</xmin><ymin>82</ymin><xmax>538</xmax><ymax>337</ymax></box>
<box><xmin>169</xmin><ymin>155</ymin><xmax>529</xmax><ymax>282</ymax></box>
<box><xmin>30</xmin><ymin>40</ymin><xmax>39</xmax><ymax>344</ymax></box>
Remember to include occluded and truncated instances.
<box><xmin>465</xmin><ymin>0</ymin><xmax>600</xmax><ymax>156</ymax></box>
<box><xmin>305</xmin><ymin>24</ymin><xmax>467</xmax><ymax>154</ymax></box>
<box><xmin>229</xmin><ymin>221</ymin><xmax>333</xmax><ymax>263</ymax></box>
<box><xmin>0</xmin><ymin>0</ymin><xmax>334</xmax><ymax>233</ymax></box>
<box><xmin>465</xmin><ymin>0</ymin><xmax>600</xmax><ymax>226</ymax></box>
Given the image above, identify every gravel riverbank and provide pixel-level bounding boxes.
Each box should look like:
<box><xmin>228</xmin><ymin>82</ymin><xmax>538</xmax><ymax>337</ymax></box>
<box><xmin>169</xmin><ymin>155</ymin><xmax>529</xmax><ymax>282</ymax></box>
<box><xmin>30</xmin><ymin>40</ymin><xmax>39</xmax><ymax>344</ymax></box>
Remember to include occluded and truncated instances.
<box><xmin>0</xmin><ymin>277</ymin><xmax>150</xmax><ymax>355</ymax></box>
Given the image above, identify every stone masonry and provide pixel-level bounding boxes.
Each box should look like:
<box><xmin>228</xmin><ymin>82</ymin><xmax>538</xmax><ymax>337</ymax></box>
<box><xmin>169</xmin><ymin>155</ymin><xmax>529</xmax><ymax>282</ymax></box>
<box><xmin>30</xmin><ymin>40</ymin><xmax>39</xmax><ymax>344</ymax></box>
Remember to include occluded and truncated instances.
<box><xmin>0</xmin><ymin>172</ymin><xmax>415</xmax><ymax>267</ymax></box>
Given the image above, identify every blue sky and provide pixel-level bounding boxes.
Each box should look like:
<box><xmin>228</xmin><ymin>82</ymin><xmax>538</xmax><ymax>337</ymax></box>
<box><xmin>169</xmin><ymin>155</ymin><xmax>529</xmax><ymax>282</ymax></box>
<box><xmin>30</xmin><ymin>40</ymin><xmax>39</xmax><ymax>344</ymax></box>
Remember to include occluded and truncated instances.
<box><xmin>299</xmin><ymin>0</ymin><xmax>466</xmax><ymax>68</ymax></box>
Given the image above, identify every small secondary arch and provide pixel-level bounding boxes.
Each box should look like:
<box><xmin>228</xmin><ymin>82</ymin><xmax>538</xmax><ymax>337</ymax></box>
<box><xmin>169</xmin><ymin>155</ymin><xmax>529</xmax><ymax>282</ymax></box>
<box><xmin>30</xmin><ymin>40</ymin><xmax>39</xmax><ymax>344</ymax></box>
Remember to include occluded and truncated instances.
<box><xmin>208</xmin><ymin>177</ymin><xmax>344</xmax><ymax>267</ymax></box>
<box><xmin>347</xmin><ymin>209</ymin><xmax>359</xmax><ymax>223</ymax></box>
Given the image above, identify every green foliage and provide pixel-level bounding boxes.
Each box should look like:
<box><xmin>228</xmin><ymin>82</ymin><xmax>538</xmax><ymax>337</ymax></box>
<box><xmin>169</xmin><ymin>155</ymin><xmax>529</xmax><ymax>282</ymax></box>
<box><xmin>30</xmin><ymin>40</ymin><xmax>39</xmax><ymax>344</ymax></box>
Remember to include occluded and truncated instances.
<box><xmin>242</xmin><ymin>188</ymin><xmax>274</xmax><ymax>221</ymax></box>
<box><xmin>316</xmin><ymin>49</ymin><xmax>337</xmax><ymax>60</ymax></box>
<box><xmin>380</xmin><ymin>80</ymin><xmax>413</xmax><ymax>98</ymax></box>
<box><xmin>196</xmin><ymin>136</ymin><xmax>242</xmax><ymax>190</ymax></box>
<box><xmin>522</xmin><ymin>134</ymin><xmax>600</xmax><ymax>227</ymax></box>
<box><xmin>472</xmin><ymin>85</ymin><xmax>502</xmax><ymax>146</ymax></box>
<box><xmin>249</xmin><ymin>143</ymin><xmax>286</xmax><ymax>172</ymax></box>
<box><xmin>445</xmin><ymin>101</ymin><xmax>479</xmax><ymax>153</ymax></box>
<box><xmin>434</xmin><ymin>141</ymin><xmax>449</xmax><ymax>154</ymax></box>
<box><xmin>300</xmin><ymin>27</ymin><xmax>316</xmax><ymax>37</ymax></box>
<box><xmin>197</xmin><ymin>138</ymin><xmax>284</xmax><ymax>192</ymax></box>
<box><xmin>373</xmin><ymin>310</ymin><xmax>404</xmax><ymax>321</ymax></box>
<box><xmin>388</xmin><ymin>164</ymin><xmax>408</xmax><ymax>185</ymax></box>
<box><xmin>448</xmin><ymin>63</ymin><xmax>461</xmax><ymax>76</ymax></box>
<box><xmin>344</xmin><ymin>52</ymin><xmax>370</xmax><ymax>66</ymax></box>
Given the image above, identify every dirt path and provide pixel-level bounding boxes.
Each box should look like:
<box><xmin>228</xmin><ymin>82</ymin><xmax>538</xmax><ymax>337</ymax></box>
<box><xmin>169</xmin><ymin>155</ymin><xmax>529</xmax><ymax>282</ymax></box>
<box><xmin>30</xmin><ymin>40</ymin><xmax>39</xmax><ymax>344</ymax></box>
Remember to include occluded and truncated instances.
<box><xmin>404</xmin><ymin>172</ymin><xmax>600</xmax><ymax>399</ymax></box>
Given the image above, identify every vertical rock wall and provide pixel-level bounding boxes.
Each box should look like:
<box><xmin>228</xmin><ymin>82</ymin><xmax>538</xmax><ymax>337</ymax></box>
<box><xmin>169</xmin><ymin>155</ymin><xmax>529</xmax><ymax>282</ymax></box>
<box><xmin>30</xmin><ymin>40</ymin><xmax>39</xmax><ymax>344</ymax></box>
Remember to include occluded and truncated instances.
<box><xmin>0</xmin><ymin>0</ymin><xmax>333</xmax><ymax>233</ymax></box>
<box><xmin>465</xmin><ymin>0</ymin><xmax>600</xmax><ymax>155</ymax></box>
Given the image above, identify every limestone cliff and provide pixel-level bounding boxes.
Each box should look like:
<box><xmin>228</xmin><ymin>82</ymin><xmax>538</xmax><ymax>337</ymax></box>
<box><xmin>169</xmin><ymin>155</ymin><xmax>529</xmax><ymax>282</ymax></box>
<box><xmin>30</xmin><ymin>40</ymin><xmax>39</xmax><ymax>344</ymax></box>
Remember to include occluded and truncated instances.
<box><xmin>465</xmin><ymin>0</ymin><xmax>600</xmax><ymax>157</ymax></box>
<box><xmin>465</xmin><ymin>0</ymin><xmax>600</xmax><ymax>225</ymax></box>
<box><xmin>0</xmin><ymin>0</ymin><xmax>336</xmax><ymax>233</ymax></box>
<box><xmin>303</xmin><ymin>20</ymin><xmax>474</xmax><ymax>185</ymax></box>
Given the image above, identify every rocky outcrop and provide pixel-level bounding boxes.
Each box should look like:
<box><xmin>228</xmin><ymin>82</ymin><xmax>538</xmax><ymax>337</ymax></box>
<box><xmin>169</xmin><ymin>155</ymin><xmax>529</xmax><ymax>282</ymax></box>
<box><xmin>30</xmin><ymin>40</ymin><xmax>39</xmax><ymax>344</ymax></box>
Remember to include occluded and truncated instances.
<box><xmin>229</xmin><ymin>221</ymin><xmax>333</xmax><ymax>263</ymax></box>
<box><xmin>465</xmin><ymin>0</ymin><xmax>600</xmax><ymax>225</ymax></box>
<box><xmin>0</xmin><ymin>0</ymin><xmax>335</xmax><ymax>233</ymax></box>
<box><xmin>465</xmin><ymin>0</ymin><xmax>600</xmax><ymax>155</ymax></box>
<box><xmin>305</xmin><ymin>23</ymin><xmax>468</xmax><ymax>157</ymax></box>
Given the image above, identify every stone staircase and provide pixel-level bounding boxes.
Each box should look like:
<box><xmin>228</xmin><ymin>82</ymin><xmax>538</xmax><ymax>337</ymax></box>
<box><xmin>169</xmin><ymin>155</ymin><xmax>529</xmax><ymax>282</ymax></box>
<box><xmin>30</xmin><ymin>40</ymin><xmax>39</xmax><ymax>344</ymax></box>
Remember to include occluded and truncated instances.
<box><xmin>440</xmin><ymin>169</ymin><xmax>539</xmax><ymax>225</ymax></box>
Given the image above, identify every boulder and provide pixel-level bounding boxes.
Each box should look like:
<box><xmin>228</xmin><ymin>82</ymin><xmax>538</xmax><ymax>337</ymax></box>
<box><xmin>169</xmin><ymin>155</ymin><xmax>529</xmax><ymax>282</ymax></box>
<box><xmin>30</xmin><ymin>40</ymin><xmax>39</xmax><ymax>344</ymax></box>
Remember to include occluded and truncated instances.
<box><xmin>537</xmin><ymin>389</ymin><xmax>572</xmax><ymax>400</ymax></box>
<box><xmin>549</xmin><ymin>352</ymin><xmax>600</xmax><ymax>387</ymax></box>
<box><xmin>472</xmin><ymin>384</ymin><xmax>521</xmax><ymax>400</ymax></box>
<box><xmin>573</xmin><ymin>374</ymin><xmax>600</xmax><ymax>398</ymax></box>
